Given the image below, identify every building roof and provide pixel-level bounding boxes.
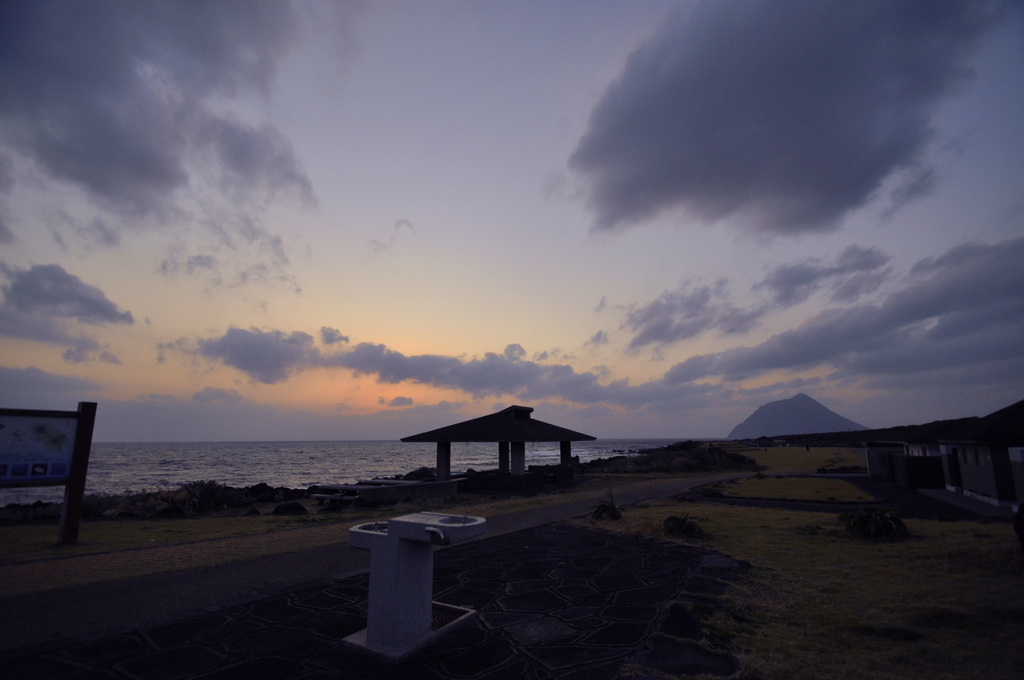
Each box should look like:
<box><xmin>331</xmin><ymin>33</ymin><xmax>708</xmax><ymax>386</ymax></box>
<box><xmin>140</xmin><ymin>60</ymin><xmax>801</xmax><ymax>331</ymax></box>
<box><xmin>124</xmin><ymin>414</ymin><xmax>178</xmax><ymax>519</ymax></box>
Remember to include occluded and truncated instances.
<box><xmin>941</xmin><ymin>398</ymin><xmax>1024</xmax><ymax>443</ymax></box>
<box><xmin>400</xmin><ymin>405</ymin><xmax>597</xmax><ymax>443</ymax></box>
<box><xmin>898</xmin><ymin>417</ymin><xmax>980</xmax><ymax>443</ymax></box>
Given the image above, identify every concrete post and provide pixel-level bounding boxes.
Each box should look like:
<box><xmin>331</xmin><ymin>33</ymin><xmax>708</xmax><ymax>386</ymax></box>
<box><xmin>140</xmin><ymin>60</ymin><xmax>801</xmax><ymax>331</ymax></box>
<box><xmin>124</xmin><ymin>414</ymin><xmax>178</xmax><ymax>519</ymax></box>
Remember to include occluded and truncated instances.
<box><xmin>436</xmin><ymin>442</ymin><xmax>451</xmax><ymax>482</ymax></box>
<box><xmin>510</xmin><ymin>441</ymin><xmax>526</xmax><ymax>476</ymax></box>
<box><xmin>366</xmin><ymin>535</ymin><xmax>435</xmax><ymax>655</ymax></box>
<box><xmin>498</xmin><ymin>441</ymin><xmax>509</xmax><ymax>473</ymax></box>
<box><xmin>560</xmin><ymin>440</ymin><xmax>572</xmax><ymax>467</ymax></box>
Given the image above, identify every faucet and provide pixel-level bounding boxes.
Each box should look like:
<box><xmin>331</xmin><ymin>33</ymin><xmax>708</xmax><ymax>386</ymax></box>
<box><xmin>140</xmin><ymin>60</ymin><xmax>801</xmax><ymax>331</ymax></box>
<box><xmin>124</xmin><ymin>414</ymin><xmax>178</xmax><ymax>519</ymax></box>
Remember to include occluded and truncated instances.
<box><xmin>424</xmin><ymin>526</ymin><xmax>448</xmax><ymax>545</ymax></box>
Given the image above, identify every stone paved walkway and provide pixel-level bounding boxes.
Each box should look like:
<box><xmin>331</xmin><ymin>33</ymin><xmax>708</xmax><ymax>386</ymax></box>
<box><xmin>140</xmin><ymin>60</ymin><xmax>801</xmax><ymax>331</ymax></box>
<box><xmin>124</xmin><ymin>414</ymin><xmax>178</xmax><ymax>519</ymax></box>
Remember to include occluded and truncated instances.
<box><xmin>8</xmin><ymin>523</ymin><xmax>750</xmax><ymax>680</ymax></box>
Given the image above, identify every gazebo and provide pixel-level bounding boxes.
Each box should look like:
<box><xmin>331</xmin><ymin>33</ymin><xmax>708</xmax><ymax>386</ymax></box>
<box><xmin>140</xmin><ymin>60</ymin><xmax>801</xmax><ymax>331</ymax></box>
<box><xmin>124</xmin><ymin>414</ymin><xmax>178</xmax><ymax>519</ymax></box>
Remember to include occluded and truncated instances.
<box><xmin>400</xmin><ymin>405</ymin><xmax>596</xmax><ymax>481</ymax></box>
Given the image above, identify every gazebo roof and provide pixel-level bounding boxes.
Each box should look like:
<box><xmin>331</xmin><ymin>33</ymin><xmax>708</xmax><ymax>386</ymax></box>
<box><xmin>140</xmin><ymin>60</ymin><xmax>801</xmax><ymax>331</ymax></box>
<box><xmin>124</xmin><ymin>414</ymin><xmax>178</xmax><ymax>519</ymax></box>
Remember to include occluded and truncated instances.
<box><xmin>400</xmin><ymin>405</ymin><xmax>596</xmax><ymax>443</ymax></box>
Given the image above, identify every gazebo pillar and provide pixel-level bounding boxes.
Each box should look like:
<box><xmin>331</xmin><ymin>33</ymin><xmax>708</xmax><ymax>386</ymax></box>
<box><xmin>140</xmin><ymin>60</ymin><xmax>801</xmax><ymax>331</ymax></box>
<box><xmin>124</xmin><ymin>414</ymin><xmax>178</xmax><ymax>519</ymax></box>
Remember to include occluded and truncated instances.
<box><xmin>436</xmin><ymin>442</ymin><xmax>451</xmax><ymax>481</ymax></box>
<box><xmin>510</xmin><ymin>441</ymin><xmax>526</xmax><ymax>476</ymax></box>
<box><xmin>560</xmin><ymin>440</ymin><xmax>572</xmax><ymax>467</ymax></box>
<box><xmin>498</xmin><ymin>441</ymin><xmax>509</xmax><ymax>473</ymax></box>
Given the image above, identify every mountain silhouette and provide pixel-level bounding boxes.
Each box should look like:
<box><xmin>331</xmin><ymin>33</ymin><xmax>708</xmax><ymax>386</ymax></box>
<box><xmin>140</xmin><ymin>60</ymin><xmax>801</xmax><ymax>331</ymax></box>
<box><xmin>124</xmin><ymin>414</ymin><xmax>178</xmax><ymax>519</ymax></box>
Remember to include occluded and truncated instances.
<box><xmin>728</xmin><ymin>393</ymin><xmax>867</xmax><ymax>439</ymax></box>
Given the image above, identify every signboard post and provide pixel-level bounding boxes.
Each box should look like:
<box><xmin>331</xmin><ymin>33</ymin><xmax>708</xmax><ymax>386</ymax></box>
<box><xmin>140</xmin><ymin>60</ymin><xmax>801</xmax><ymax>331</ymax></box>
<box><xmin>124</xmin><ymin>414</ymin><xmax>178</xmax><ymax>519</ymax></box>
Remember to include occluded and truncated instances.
<box><xmin>0</xmin><ymin>402</ymin><xmax>97</xmax><ymax>544</ymax></box>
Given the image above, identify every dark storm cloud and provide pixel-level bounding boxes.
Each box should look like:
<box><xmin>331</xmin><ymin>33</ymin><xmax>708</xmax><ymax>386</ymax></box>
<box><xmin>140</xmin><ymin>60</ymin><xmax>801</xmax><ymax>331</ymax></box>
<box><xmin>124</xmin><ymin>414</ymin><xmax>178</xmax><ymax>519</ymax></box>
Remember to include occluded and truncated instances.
<box><xmin>570</xmin><ymin>0</ymin><xmax>1008</xmax><ymax>233</ymax></box>
<box><xmin>625</xmin><ymin>281</ymin><xmax>764</xmax><ymax>349</ymax></box>
<box><xmin>755</xmin><ymin>245</ymin><xmax>891</xmax><ymax>306</ymax></box>
<box><xmin>0</xmin><ymin>0</ymin><xmax>319</xmax><ymax>217</ymax></box>
<box><xmin>663</xmin><ymin>236</ymin><xmax>1024</xmax><ymax>383</ymax></box>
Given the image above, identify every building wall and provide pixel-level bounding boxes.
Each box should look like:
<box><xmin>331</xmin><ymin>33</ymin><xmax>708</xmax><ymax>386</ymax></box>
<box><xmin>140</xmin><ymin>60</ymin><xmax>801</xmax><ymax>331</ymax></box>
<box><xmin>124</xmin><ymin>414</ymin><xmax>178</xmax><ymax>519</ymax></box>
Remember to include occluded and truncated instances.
<box><xmin>1010</xmin><ymin>448</ymin><xmax>1024</xmax><ymax>512</ymax></box>
<box><xmin>906</xmin><ymin>442</ymin><xmax>942</xmax><ymax>456</ymax></box>
<box><xmin>948</xmin><ymin>443</ymin><xmax>1017</xmax><ymax>506</ymax></box>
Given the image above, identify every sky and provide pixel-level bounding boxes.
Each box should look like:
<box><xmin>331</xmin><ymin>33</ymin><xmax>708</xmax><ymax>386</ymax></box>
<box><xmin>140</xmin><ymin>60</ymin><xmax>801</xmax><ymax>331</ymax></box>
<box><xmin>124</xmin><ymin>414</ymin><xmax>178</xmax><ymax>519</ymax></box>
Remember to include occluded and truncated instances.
<box><xmin>1</xmin><ymin>0</ymin><xmax>1022</xmax><ymax>442</ymax></box>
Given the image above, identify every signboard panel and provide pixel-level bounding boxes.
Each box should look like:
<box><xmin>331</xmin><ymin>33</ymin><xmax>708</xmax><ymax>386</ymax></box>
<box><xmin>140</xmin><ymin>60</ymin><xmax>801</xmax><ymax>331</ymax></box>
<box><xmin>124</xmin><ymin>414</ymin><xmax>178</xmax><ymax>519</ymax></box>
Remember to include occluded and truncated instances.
<box><xmin>0</xmin><ymin>414</ymin><xmax>79</xmax><ymax>486</ymax></box>
<box><xmin>0</xmin><ymin>403</ymin><xmax>97</xmax><ymax>543</ymax></box>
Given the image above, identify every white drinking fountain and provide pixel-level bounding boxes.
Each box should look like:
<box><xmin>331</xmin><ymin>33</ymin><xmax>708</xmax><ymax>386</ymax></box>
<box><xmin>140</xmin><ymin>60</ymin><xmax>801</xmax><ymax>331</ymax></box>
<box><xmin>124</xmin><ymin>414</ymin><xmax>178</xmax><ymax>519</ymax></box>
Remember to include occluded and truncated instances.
<box><xmin>344</xmin><ymin>511</ymin><xmax>487</xmax><ymax>660</ymax></box>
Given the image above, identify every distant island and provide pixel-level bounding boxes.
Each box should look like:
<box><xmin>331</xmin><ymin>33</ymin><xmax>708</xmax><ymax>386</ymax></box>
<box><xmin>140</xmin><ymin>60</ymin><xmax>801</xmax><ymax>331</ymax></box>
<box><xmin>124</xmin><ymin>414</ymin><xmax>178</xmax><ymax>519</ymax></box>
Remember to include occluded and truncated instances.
<box><xmin>728</xmin><ymin>393</ymin><xmax>867</xmax><ymax>440</ymax></box>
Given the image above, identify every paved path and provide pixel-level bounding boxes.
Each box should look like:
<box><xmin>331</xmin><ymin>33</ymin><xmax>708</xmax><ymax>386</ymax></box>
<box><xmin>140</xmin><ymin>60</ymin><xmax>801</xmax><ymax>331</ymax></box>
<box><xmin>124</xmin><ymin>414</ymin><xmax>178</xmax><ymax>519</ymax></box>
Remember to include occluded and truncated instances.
<box><xmin>7</xmin><ymin>523</ymin><xmax>751</xmax><ymax>680</ymax></box>
<box><xmin>0</xmin><ymin>473</ymin><xmax>746</xmax><ymax>654</ymax></box>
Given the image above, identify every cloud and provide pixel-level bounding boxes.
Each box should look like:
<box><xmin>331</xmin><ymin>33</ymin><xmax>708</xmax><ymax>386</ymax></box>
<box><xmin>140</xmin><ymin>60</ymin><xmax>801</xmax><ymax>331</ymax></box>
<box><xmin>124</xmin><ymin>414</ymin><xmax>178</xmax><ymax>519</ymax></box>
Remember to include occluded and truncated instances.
<box><xmin>0</xmin><ymin>219</ymin><xmax>13</xmax><ymax>245</ymax></box>
<box><xmin>569</xmin><ymin>0</ymin><xmax>1008</xmax><ymax>233</ymax></box>
<box><xmin>624</xmin><ymin>280</ymin><xmax>764</xmax><ymax>349</ymax></box>
<box><xmin>0</xmin><ymin>263</ymin><xmax>133</xmax><ymax>325</ymax></box>
<box><xmin>192</xmin><ymin>386</ymin><xmax>243</xmax><ymax>403</ymax></box>
<box><xmin>0</xmin><ymin>1</ymin><xmax>326</xmax><ymax>217</ymax></box>
<box><xmin>0</xmin><ymin>263</ymin><xmax>132</xmax><ymax>361</ymax></box>
<box><xmin>369</xmin><ymin>219</ymin><xmax>416</xmax><ymax>254</ymax></box>
<box><xmin>320</xmin><ymin>326</ymin><xmax>349</xmax><ymax>346</ymax></box>
<box><xmin>197</xmin><ymin>327</ymin><xmax>319</xmax><ymax>384</ymax></box>
<box><xmin>379</xmin><ymin>396</ymin><xmax>413</xmax><ymax>407</ymax></box>
<box><xmin>0</xmin><ymin>365</ymin><xmax>101</xmax><ymax>409</ymax></box>
<box><xmin>663</xmin><ymin>236</ymin><xmax>1024</xmax><ymax>383</ymax></box>
<box><xmin>755</xmin><ymin>245</ymin><xmax>891</xmax><ymax>307</ymax></box>
<box><xmin>585</xmin><ymin>330</ymin><xmax>609</xmax><ymax>347</ymax></box>
<box><xmin>189</xmin><ymin>237</ymin><xmax>1023</xmax><ymax>418</ymax></box>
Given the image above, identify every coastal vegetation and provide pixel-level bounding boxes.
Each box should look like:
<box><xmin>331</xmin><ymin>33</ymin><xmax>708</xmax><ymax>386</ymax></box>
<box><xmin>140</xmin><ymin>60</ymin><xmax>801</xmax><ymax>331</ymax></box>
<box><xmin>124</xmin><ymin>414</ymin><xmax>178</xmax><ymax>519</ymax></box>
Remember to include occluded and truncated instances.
<box><xmin>585</xmin><ymin>498</ymin><xmax>1022</xmax><ymax>680</ymax></box>
<box><xmin>579</xmin><ymin>440</ymin><xmax>759</xmax><ymax>474</ymax></box>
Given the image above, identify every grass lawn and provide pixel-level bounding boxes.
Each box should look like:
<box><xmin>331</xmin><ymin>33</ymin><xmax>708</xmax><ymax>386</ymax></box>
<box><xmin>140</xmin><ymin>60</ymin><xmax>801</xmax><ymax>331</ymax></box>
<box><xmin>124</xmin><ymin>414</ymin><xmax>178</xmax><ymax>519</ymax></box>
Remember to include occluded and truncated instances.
<box><xmin>747</xmin><ymin>445</ymin><xmax>867</xmax><ymax>472</ymax></box>
<box><xmin>588</xmin><ymin>498</ymin><xmax>1024</xmax><ymax>680</ymax></box>
<box><xmin>710</xmin><ymin>475</ymin><xmax>877</xmax><ymax>502</ymax></box>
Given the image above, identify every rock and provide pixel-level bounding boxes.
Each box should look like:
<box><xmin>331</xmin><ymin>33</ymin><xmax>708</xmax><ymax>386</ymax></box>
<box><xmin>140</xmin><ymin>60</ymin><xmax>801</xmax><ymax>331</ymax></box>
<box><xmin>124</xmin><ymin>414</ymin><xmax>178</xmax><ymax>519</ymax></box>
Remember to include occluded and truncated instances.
<box><xmin>245</xmin><ymin>506</ymin><xmax>262</xmax><ymax>516</ymax></box>
<box><xmin>280</xmin><ymin>487</ymin><xmax>309</xmax><ymax>501</ymax></box>
<box><xmin>271</xmin><ymin>501</ymin><xmax>308</xmax><ymax>516</ymax></box>
<box><xmin>403</xmin><ymin>466</ymin><xmax>435</xmax><ymax>481</ymax></box>
<box><xmin>245</xmin><ymin>483</ymin><xmax>277</xmax><ymax>503</ymax></box>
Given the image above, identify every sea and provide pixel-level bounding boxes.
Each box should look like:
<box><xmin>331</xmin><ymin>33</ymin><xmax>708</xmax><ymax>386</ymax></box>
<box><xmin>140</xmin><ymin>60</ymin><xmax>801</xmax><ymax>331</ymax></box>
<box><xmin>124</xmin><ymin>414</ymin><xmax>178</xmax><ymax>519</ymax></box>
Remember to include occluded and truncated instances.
<box><xmin>0</xmin><ymin>439</ymin><xmax>680</xmax><ymax>506</ymax></box>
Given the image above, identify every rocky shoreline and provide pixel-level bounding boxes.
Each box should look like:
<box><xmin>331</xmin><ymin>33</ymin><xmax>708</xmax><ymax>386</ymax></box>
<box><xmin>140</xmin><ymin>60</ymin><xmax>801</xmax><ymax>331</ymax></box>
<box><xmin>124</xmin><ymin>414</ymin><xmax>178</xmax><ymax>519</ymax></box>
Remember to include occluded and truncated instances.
<box><xmin>2</xmin><ymin>441</ymin><xmax>762</xmax><ymax>523</ymax></box>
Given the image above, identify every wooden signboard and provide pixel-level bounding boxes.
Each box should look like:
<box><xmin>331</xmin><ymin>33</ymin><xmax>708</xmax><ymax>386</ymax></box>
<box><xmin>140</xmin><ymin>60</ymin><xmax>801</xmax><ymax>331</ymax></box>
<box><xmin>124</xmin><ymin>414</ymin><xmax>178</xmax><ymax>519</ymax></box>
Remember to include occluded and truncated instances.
<box><xmin>0</xmin><ymin>402</ymin><xmax>97</xmax><ymax>544</ymax></box>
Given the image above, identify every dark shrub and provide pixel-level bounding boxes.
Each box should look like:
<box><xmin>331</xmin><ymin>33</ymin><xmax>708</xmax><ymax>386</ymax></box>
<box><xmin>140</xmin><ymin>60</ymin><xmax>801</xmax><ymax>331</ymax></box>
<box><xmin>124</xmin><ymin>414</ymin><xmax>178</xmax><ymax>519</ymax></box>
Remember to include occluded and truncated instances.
<box><xmin>840</xmin><ymin>507</ymin><xmax>910</xmax><ymax>540</ymax></box>
<box><xmin>591</xmin><ymin>500</ymin><xmax>621</xmax><ymax>521</ymax></box>
<box><xmin>663</xmin><ymin>514</ymin><xmax>704</xmax><ymax>538</ymax></box>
